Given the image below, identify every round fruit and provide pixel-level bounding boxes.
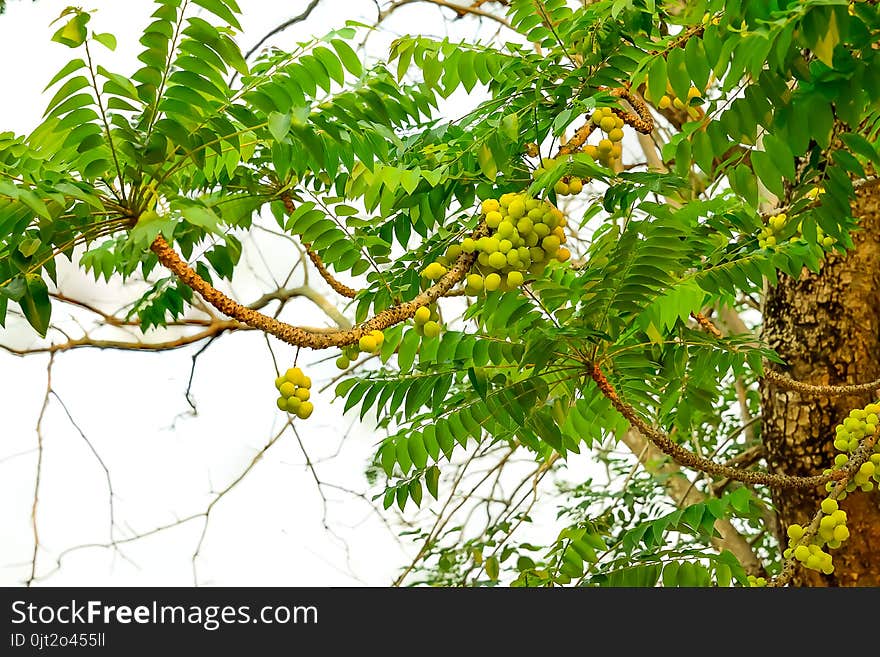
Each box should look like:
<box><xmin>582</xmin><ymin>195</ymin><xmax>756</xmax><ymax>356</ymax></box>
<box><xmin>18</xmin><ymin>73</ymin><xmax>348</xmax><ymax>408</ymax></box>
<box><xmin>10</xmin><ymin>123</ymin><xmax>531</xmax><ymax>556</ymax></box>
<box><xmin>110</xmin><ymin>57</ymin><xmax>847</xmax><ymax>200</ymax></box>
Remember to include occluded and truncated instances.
<box><xmin>507</xmin><ymin>271</ymin><xmax>524</xmax><ymax>287</ymax></box>
<box><xmin>274</xmin><ymin>376</ymin><xmax>286</xmax><ymax>390</ymax></box>
<box><xmin>279</xmin><ymin>382</ymin><xmax>297</xmax><ymax>398</ymax></box>
<box><xmin>336</xmin><ymin>356</ymin><xmax>350</xmax><ymax>370</ymax></box>
<box><xmin>608</xmin><ymin>128</ymin><xmax>624</xmax><ymax>142</ymax></box>
<box><xmin>658</xmin><ymin>95</ymin><xmax>671</xmax><ymax>109</ymax></box>
<box><xmin>556</xmin><ymin>247</ymin><xmax>571</xmax><ymax>262</ymax></box>
<box><xmin>482</xmin><ymin>198</ymin><xmax>500</xmax><ymax>214</ymax></box>
<box><xmin>301</xmin><ymin>375</ymin><xmax>312</xmax><ymax>389</ymax></box>
<box><xmin>507</xmin><ymin>200</ymin><xmax>526</xmax><ymax>219</ymax></box>
<box><xmin>461</xmin><ymin>237</ymin><xmax>477</xmax><ymax>253</ymax></box>
<box><xmin>286</xmin><ymin>396</ymin><xmax>302</xmax><ymax>412</ymax></box>
<box><xmin>359</xmin><ymin>335</ymin><xmax>377</xmax><ymax>353</ymax></box>
<box><xmin>423</xmin><ymin>320</ymin><xmax>441</xmax><ymax>338</ymax></box>
<box><xmin>599</xmin><ymin>116</ymin><xmax>616</xmax><ymax>133</ymax></box>
<box><xmin>370</xmin><ymin>329</ymin><xmax>385</xmax><ymax>346</ymax></box>
<box><xmin>296</xmin><ymin>401</ymin><xmax>314</xmax><ymax>419</ymax></box>
<box><xmin>414</xmin><ymin>306</ymin><xmax>431</xmax><ymax>324</ymax></box>
<box><xmin>276</xmin><ymin>397</ymin><xmax>288</xmax><ymax>411</ymax></box>
<box><xmin>542</xmin><ymin>235</ymin><xmax>561</xmax><ymax>252</ymax></box>
<box><xmin>821</xmin><ymin>498</ymin><xmax>838</xmax><ymax>515</ymax></box>
<box><xmin>597</xmin><ymin>138</ymin><xmax>613</xmax><ymax>155</ymax></box>
<box><xmin>295</xmin><ymin>387</ymin><xmax>310</xmax><ymax>401</ymax></box>
<box><xmin>466</xmin><ymin>274</ymin><xmax>483</xmax><ymax>292</ymax></box>
<box><xmin>285</xmin><ymin>367</ymin><xmax>305</xmax><ymax>386</ymax></box>
<box><xmin>484</xmin><ymin>273</ymin><xmax>501</xmax><ymax>291</ymax></box>
<box><xmin>488</xmin><ymin>252</ymin><xmax>508</xmax><ymax>269</ymax></box>
<box><xmin>554</xmin><ymin>180</ymin><xmax>570</xmax><ymax>195</ymax></box>
<box><xmin>486</xmin><ymin>211</ymin><xmax>503</xmax><ymax>228</ymax></box>
<box><xmin>568</xmin><ymin>178</ymin><xmax>583</xmax><ymax>194</ymax></box>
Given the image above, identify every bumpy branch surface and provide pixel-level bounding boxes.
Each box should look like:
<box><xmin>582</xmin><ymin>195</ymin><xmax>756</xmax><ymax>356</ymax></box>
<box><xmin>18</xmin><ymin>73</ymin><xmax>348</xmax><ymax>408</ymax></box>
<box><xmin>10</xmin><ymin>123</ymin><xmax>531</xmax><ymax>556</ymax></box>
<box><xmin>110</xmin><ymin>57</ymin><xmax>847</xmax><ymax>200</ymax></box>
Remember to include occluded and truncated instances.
<box><xmin>304</xmin><ymin>247</ymin><xmax>359</xmax><ymax>299</ymax></box>
<box><xmin>590</xmin><ymin>364</ymin><xmax>844</xmax><ymax>490</ymax></box>
<box><xmin>150</xmin><ymin>224</ymin><xmax>484</xmax><ymax>349</ymax></box>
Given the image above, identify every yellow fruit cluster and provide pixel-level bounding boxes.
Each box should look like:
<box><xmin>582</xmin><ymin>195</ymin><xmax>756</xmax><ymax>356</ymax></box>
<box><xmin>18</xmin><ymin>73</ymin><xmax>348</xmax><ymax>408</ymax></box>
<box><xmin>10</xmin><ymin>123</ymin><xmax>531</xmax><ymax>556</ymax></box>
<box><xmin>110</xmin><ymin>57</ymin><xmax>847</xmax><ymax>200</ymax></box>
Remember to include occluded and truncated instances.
<box><xmin>274</xmin><ymin>366</ymin><xmax>314</xmax><ymax>419</ymax></box>
<box><xmin>758</xmin><ymin>212</ymin><xmax>837</xmax><ymax>250</ymax></box>
<box><xmin>335</xmin><ymin>330</ymin><xmax>385</xmax><ymax>369</ymax></box>
<box><xmin>826</xmin><ymin>404</ymin><xmax>880</xmax><ymax>497</ymax></box>
<box><xmin>422</xmin><ymin>194</ymin><xmax>571</xmax><ymax>295</ymax></box>
<box><xmin>651</xmin><ymin>85</ymin><xmax>704</xmax><ymax>120</ymax></box>
<box><xmin>583</xmin><ymin>107</ymin><xmax>624</xmax><ymax>168</ymax></box>
<box><xmin>746</xmin><ymin>575</ymin><xmax>768</xmax><ymax>587</ymax></box>
<box><xmin>413</xmin><ymin>304</ymin><xmax>442</xmax><ymax>338</ymax></box>
<box><xmin>758</xmin><ymin>212</ymin><xmax>787</xmax><ymax>249</ymax></box>
<box><xmin>533</xmin><ymin>157</ymin><xmax>587</xmax><ymax>197</ymax></box>
<box><xmin>783</xmin><ymin>500</ymin><xmax>848</xmax><ymax>576</ymax></box>
<box><xmin>779</xmin><ymin>402</ymin><xmax>880</xmax><ymax>576</ymax></box>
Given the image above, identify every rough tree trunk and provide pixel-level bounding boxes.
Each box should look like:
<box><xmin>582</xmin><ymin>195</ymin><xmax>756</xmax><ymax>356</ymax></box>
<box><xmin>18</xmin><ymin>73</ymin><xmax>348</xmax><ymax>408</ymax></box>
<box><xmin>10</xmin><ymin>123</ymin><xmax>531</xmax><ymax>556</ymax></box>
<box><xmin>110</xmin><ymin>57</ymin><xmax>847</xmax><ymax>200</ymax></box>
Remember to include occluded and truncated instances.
<box><xmin>760</xmin><ymin>185</ymin><xmax>880</xmax><ymax>586</ymax></box>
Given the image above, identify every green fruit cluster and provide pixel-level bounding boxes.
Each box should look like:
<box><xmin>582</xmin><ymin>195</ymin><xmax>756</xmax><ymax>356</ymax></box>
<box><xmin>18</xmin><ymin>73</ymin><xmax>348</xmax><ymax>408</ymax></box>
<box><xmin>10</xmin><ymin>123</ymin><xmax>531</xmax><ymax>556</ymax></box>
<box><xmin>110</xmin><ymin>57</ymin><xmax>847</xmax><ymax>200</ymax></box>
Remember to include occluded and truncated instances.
<box><xmin>335</xmin><ymin>329</ymin><xmax>385</xmax><ymax>369</ymax></box>
<box><xmin>825</xmin><ymin>403</ymin><xmax>880</xmax><ymax>497</ymax></box>
<box><xmin>758</xmin><ymin>212</ymin><xmax>836</xmax><ymax>250</ymax></box>
<box><xmin>584</xmin><ymin>107</ymin><xmax>624</xmax><ymax>168</ymax></box>
<box><xmin>783</xmin><ymin>504</ymin><xmax>847</xmax><ymax>576</ymax></box>
<box><xmin>423</xmin><ymin>194</ymin><xmax>571</xmax><ymax>296</ymax></box>
<box><xmin>746</xmin><ymin>575</ymin><xmax>768</xmax><ymax>587</ymax></box>
<box><xmin>533</xmin><ymin>157</ymin><xmax>587</xmax><ymax>197</ymax></box>
<box><xmin>274</xmin><ymin>366</ymin><xmax>314</xmax><ymax>419</ymax></box>
<box><xmin>413</xmin><ymin>304</ymin><xmax>442</xmax><ymax>338</ymax></box>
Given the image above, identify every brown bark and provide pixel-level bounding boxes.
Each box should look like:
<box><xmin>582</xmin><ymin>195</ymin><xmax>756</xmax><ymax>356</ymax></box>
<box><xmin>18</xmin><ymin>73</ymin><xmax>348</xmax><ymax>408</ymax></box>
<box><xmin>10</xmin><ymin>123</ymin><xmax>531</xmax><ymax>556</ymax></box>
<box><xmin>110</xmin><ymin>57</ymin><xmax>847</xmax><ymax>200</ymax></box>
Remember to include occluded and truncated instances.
<box><xmin>760</xmin><ymin>185</ymin><xmax>880</xmax><ymax>586</ymax></box>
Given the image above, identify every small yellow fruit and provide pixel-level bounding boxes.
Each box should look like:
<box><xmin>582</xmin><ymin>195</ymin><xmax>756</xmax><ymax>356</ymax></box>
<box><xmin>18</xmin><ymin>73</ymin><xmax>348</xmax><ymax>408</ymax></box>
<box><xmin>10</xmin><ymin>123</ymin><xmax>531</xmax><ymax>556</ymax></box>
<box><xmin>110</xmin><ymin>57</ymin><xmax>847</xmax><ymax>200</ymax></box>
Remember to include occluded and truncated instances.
<box><xmin>484</xmin><ymin>272</ymin><xmax>501</xmax><ymax>291</ymax></box>
<box><xmin>507</xmin><ymin>200</ymin><xmax>526</xmax><ymax>219</ymax></box>
<box><xmin>276</xmin><ymin>397</ymin><xmax>288</xmax><ymax>411</ymax></box>
<box><xmin>285</xmin><ymin>367</ymin><xmax>305</xmax><ymax>386</ymax></box>
<box><xmin>658</xmin><ymin>95</ymin><xmax>671</xmax><ymax>109</ymax></box>
<box><xmin>301</xmin><ymin>375</ymin><xmax>312</xmax><ymax>389</ymax></box>
<box><xmin>359</xmin><ymin>335</ymin><xmax>377</xmax><ymax>353</ymax></box>
<box><xmin>485</xmin><ymin>211</ymin><xmax>503</xmax><ymax>228</ymax></box>
<box><xmin>423</xmin><ymin>320</ymin><xmax>441</xmax><ymax>338</ymax></box>
<box><xmin>370</xmin><ymin>329</ymin><xmax>385</xmax><ymax>345</ymax></box>
<box><xmin>481</xmin><ymin>198</ymin><xmax>500</xmax><ymax>214</ymax></box>
<box><xmin>279</xmin><ymin>382</ymin><xmax>297</xmax><ymax>398</ymax></box>
<box><xmin>542</xmin><ymin>235</ymin><xmax>561</xmax><ymax>252</ymax></box>
<box><xmin>274</xmin><ymin>376</ymin><xmax>286</xmax><ymax>390</ymax></box>
<box><xmin>554</xmin><ymin>180</ymin><xmax>570</xmax><ymax>195</ymax></box>
<box><xmin>608</xmin><ymin>128</ymin><xmax>624</xmax><ymax>142</ymax></box>
<box><xmin>488</xmin><ymin>252</ymin><xmax>508</xmax><ymax>269</ymax></box>
<box><xmin>295</xmin><ymin>387</ymin><xmax>310</xmax><ymax>401</ymax></box>
<box><xmin>555</xmin><ymin>247</ymin><xmax>571</xmax><ymax>262</ymax></box>
<box><xmin>672</xmin><ymin>97</ymin><xmax>685</xmax><ymax>110</ymax></box>
<box><xmin>461</xmin><ymin>237</ymin><xmax>477</xmax><ymax>253</ymax></box>
<box><xmin>414</xmin><ymin>306</ymin><xmax>431</xmax><ymax>324</ymax></box>
<box><xmin>286</xmin><ymin>396</ymin><xmax>302</xmax><ymax>412</ymax></box>
<box><xmin>568</xmin><ymin>178</ymin><xmax>583</xmax><ymax>194</ymax></box>
<box><xmin>597</xmin><ymin>139</ymin><xmax>613</xmax><ymax>155</ymax></box>
<box><xmin>507</xmin><ymin>271</ymin><xmax>524</xmax><ymax>287</ymax></box>
<box><xmin>296</xmin><ymin>401</ymin><xmax>314</xmax><ymax>419</ymax></box>
<box><xmin>336</xmin><ymin>356</ymin><xmax>350</xmax><ymax>369</ymax></box>
<box><xmin>600</xmin><ymin>116</ymin><xmax>616</xmax><ymax>133</ymax></box>
<box><xmin>466</xmin><ymin>273</ymin><xmax>483</xmax><ymax>292</ymax></box>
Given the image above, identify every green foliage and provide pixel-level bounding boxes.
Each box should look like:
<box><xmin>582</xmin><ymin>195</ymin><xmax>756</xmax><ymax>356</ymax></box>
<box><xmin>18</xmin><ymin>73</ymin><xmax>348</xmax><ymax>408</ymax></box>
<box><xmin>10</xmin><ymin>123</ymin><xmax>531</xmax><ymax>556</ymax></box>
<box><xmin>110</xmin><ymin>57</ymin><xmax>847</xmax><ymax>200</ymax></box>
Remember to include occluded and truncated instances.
<box><xmin>3</xmin><ymin>0</ymin><xmax>880</xmax><ymax>586</ymax></box>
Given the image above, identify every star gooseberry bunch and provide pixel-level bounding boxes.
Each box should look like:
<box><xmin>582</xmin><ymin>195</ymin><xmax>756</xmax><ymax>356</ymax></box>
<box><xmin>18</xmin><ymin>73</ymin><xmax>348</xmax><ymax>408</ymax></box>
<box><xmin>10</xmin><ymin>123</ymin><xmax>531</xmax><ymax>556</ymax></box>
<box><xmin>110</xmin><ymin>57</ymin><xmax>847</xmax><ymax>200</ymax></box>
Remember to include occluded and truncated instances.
<box><xmin>757</xmin><ymin>212</ymin><xmax>837</xmax><ymax>250</ymax></box>
<box><xmin>767</xmin><ymin>402</ymin><xmax>880</xmax><ymax>582</ymax></box>
<box><xmin>422</xmin><ymin>194</ymin><xmax>571</xmax><ymax>295</ymax></box>
<box><xmin>334</xmin><ymin>329</ymin><xmax>385</xmax><ymax>369</ymax></box>
<box><xmin>274</xmin><ymin>366</ymin><xmax>314</xmax><ymax>419</ymax></box>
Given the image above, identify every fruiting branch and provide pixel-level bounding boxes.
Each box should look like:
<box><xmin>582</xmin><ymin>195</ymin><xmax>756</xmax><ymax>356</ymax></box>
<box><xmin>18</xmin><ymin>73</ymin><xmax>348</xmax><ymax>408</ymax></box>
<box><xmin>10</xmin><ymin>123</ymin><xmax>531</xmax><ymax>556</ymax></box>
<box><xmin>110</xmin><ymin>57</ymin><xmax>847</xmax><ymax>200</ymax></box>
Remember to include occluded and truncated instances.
<box><xmin>590</xmin><ymin>364</ymin><xmax>843</xmax><ymax>490</ymax></box>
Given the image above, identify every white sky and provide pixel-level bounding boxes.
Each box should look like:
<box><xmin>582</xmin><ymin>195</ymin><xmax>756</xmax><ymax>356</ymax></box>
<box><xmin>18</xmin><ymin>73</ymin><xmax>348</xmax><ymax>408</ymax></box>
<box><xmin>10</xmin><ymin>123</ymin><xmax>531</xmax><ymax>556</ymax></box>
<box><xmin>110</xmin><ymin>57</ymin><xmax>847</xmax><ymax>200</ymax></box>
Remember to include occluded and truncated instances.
<box><xmin>0</xmin><ymin>0</ymin><xmax>604</xmax><ymax>587</ymax></box>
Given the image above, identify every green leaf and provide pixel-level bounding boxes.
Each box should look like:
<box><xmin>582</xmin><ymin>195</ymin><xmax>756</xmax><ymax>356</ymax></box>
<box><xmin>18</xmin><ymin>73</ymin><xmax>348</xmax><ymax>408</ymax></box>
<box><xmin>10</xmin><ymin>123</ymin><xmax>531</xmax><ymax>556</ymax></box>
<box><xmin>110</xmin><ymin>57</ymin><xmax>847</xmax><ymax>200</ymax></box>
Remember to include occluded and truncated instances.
<box><xmin>20</xmin><ymin>275</ymin><xmax>51</xmax><ymax>337</ymax></box>
<box><xmin>268</xmin><ymin>112</ymin><xmax>290</xmax><ymax>142</ymax></box>
<box><xmin>93</xmin><ymin>32</ymin><xmax>117</xmax><ymax>51</ymax></box>
<box><xmin>180</xmin><ymin>204</ymin><xmax>221</xmax><ymax>234</ymax></box>
<box><xmin>52</xmin><ymin>11</ymin><xmax>90</xmax><ymax>48</ymax></box>
<box><xmin>485</xmin><ymin>555</ymin><xmax>500</xmax><ymax>580</ymax></box>
<box><xmin>477</xmin><ymin>143</ymin><xmax>497</xmax><ymax>179</ymax></box>
<box><xmin>666</xmin><ymin>47</ymin><xmax>690</xmax><ymax>105</ymax></box>
<box><xmin>331</xmin><ymin>39</ymin><xmax>363</xmax><ymax>77</ymax></box>
<box><xmin>647</xmin><ymin>56</ymin><xmax>667</xmax><ymax>107</ymax></box>
<box><xmin>425</xmin><ymin>465</ymin><xmax>440</xmax><ymax>499</ymax></box>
